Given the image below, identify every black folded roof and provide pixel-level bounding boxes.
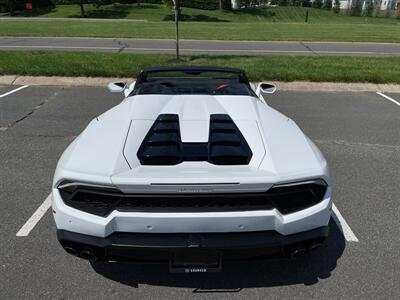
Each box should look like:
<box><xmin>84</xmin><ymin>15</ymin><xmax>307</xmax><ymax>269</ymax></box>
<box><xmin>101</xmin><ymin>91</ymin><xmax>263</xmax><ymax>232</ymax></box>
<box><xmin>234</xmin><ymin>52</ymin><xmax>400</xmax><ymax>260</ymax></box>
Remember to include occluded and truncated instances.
<box><xmin>141</xmin><ymin>66</ymin><xmax>244</xmax><ymax>73</ymax></box>
<box><xmin>136</xmin><ymin>66</ymin><xmax>249</xmax><ymax>84</ymax></box>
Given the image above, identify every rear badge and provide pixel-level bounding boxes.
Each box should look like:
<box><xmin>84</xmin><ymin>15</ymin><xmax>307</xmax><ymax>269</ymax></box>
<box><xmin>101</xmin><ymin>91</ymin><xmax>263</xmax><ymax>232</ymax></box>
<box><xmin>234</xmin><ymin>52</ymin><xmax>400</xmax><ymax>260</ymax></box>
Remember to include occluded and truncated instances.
<box><xmin>185</xmin><ymin>268</ymin><xmax>208</xmax><ymax>273</ymax></box>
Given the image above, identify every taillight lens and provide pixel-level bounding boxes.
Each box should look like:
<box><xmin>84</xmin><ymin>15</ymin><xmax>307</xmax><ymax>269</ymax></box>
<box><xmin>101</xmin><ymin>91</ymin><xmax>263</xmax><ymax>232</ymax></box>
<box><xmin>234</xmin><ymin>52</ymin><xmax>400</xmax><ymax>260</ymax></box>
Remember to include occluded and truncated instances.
<box><xmin>58</xmin><ymin>181</ymin><xmax>120</xmax><ymax>217</ymax></box>
<box><xmin>267</xmin><ymin>179</ymin><xmax>328</xmax><ymax>214</ymax></box>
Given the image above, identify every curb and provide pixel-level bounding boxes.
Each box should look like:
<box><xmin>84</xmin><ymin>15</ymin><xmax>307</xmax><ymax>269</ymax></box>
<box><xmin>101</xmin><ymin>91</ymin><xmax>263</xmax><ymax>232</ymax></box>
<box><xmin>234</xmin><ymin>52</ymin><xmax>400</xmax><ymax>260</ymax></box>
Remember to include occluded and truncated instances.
<box><xmin>1</xmin><ymin>75</ymin><xmax>400</xmax><ymax>92</ymax></box>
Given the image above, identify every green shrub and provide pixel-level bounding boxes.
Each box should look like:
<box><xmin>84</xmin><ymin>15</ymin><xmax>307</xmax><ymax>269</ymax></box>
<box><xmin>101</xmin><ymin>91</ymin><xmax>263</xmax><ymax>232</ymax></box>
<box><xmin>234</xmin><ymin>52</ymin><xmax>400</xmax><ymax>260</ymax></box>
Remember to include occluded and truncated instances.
<box><xmin>350</xmin><ymin>0</ymin><xmax>363</xmax><ymax>16</ymax></box>
<box><xmin>290</xmin><ymin>0</ymin><xmax>302</xmax><ymax>6</ymax></box>
<box><xmin>0</xmin><ymin>0</ymin><xmax>8</xmax><ymax>13</ymax></box>
<box><xmin>162</xmin><ymin>0</ymin><xmax>222</xmax><ymax>10</ymax></box>
<box><xmin>222</xmin><ymin>0</ymin><xmax>231</xmax><ymax>10</ymax></box>
<box><xmin>278</xmin><ymin>0</ymin><xmax>289</xmax><ymax>6</ymax></box>
<box><xmin>2</xmin><ymin>0</ymin><xmax>55</xmax><ymax>14</ymax></box>
<box><xmin>182</xmin><ymin>0</ymin><xmax>218</xmax><ymax>10</ymax></box>
<box><xmin>313</xmin><ymin>0</ymin><xmax>323</xmax><ymax>9</ymax></box>
<box><xmin>364</xmin><ymin>0</ymin><xmax>374</xmax><ymax>17</ymax></box>
<box><xmin>53</xmin><ymin>0</ymin><xmax>162</xmax><ymax>3</ymax></box>
<box><xmin>333</xmin><ymin>0</ymin><xmax>340</xmax><ymax>13</ymax></box>
<box><xmin>162</xmin><ymin>0</ymin><xmax>173</xmax><ymax>7</ymax></box>
<box><xmin>323</xmin><ymin>0</ymin><xmax>332</xmax><ymax>10</ymax></box>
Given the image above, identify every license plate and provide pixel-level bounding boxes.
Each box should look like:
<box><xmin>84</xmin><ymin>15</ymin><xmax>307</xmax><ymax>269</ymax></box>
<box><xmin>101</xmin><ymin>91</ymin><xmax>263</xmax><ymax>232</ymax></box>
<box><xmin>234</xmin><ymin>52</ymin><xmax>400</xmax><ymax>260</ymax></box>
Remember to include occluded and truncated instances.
<box><xmin>169</xmin><ymin>250</ymin><xmax>222</xmax><ymax>273</ymax></box>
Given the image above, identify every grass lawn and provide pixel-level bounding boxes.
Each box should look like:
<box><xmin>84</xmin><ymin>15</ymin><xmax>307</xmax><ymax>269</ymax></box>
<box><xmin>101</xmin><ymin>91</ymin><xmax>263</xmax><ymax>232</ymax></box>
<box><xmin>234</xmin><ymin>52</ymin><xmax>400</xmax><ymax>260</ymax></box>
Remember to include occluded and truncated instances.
<box><xmin>0</xmin><ymin>4</ymin><xmax>399</xmax><ymax>42</ymax></box>
<box><xmin>0</xmin><ymin>51</ymin><xmax>399</xmax><ymax>83</ymax></box>
<box><xmin>0</xmin><ymin>20</ymin><xmax>399</xmax><ymax>42</ymax></box>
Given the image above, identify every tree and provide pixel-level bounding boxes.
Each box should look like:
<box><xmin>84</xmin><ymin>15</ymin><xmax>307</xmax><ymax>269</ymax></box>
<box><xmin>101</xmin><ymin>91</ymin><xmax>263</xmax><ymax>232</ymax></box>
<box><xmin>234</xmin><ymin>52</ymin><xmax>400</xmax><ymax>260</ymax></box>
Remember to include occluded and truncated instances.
<box><xmin>373</xmin><ymin>0</ymin><xmax>381</xmax><ymax>17</ymax></box>
<box><xmin>222</xmin><ymin>0</ymin><xmax>232</xmax><ymax>10</ymax></box>
<box><xmin>278</xmin><ymin>0</ymin><xmax>289</xmax><ymax>6</ymax></box>
<box><xmin>350</xmin><ymin>0</ymin><xmax>363</xmax><ymax>16</ymax></box>
<box><xmin>173</xmin><ymin>0</ymin><xmax>180</xmax><ymax>61</ymax></box>
<box><xmin>385</xmin><ymin>5</ymin><xmax>392</xmax><ymax>18</ymax></box>
<box><xmin>333</xmin><ymin>0</ymin><xmax>340</xmax><ymax>13</ymax></box>
<box><xmin>364</xmin><ymin>0</ymin><xmax>374</xmax><ymax>16</ymax></box>
<box><xmin>219</xmin><ymin>0</ymin><xmax>223</xmax><ymax>10</ymax></box>
<box><xmin>398</xmin><ymin>4</ymin><xmax>400</xmax><ymax>19</ymax></box>
<box><xmin>7</xmin><ymin>0</ymin><xmax>15</xmax><ymax>15</ymax></box>
<box><xmin>323</xmin><ymin>0</ymin><xmax>333</xmax><ymax>10</ymax></box>
<box><xmin>163</xmin><ymin>0</ymin><xmax>173</xmax><ymax>7</ymax></box>
<box><xmin>79</xmin><ymin>0</ymin><xmax>85</xmax><ymax>17</ymax></box>
<box><xmin>313</xmin><ymin>0</ymin><xmax>323</xmax><ymax>8</ymax></box>
<box><xmin>2</xmin><ymin>0</ymin><xmax>22</xmax><ymax>15</ymax></box>
<box><xmin>290</xmin><ymin>0</ymin><xmax>302</xmax><ymax>6</ymax></box>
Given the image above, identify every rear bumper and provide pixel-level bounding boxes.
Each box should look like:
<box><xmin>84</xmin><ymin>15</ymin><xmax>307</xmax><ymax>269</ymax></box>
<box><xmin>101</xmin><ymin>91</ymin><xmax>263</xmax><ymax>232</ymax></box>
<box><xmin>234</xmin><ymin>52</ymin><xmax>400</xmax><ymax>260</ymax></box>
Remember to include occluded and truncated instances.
<box><xmin>57</xmin><ymin>226</ymin><xmax>329</xmax><ymax>262</ymax></box>
<box><xmin>52</xmin><ymin>186</ymin><xmax>332</xmax><ymax>237</ymax></box>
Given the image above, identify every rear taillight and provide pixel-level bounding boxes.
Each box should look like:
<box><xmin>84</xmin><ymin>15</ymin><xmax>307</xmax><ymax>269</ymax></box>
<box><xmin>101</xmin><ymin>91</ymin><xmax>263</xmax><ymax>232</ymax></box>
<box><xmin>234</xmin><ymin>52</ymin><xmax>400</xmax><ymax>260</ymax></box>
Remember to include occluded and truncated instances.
<box><xmin>267</xmin><ymin>179</ymin><xmax>328</xmax><ymax>214</ymax></box>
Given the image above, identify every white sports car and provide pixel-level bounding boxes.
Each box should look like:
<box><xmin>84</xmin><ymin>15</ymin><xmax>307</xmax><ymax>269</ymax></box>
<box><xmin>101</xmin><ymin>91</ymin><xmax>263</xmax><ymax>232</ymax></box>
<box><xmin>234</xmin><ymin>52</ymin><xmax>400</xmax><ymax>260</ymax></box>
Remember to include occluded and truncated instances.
<box><xmin>53</xmin><ymin>66</ymin><xmax>331</xmax><ymax>272</ymax></box>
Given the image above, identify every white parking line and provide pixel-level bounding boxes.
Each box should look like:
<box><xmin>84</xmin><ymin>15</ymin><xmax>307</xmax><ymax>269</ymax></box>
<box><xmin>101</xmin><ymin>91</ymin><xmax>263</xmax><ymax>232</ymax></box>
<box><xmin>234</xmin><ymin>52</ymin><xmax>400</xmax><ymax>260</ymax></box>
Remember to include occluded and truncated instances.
<box><xmin>377</xmin><ymin>92</ymin><xmax>400</xmax><ymax>106</ymax></box>
<box><xmin>0</xmin><ymin>85</ymin><xmax>29</xmax><ymax>98</ymax></box>
<box><xmin>332</xmin><ymin>203</ymin><xmax>359</xmax><ymax>242</ymax></box>
<box><xmin>16</xmin><ymin>194</ymin><xmax>52</xmax><ymax>237</ymax></box>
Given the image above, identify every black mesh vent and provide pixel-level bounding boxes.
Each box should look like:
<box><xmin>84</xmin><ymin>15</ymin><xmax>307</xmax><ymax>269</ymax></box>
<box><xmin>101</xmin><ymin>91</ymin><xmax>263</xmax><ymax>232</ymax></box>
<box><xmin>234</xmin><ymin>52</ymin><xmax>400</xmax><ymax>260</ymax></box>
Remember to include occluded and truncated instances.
<box><xmin>137</xmin><ymin>114</ymin><xmax>252</xmax><ymax>165</ymax></box>
<box><xmin>209</xmin><ymin>114</ymin><xmax>252</xmax><ymax>165</ymax></box>
<box><xmin>137</xmin><ymin>114</ymin><xmax>181</xmax><ymax>165</ymax></box>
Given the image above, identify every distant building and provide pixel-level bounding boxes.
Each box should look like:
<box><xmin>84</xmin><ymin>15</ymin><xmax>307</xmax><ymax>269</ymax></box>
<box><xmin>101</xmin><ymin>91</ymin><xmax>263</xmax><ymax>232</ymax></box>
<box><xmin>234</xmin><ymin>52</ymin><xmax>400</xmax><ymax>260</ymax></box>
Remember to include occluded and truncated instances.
<box><xmin>338</xmin><ymin>0</ymin><xmax>352</xmax><ymax>9</ymax></box>
<box><xmin>337</xmin><ymin>0</ymin><xmax>398</xmax><ymax>9</ymax></box>
<box><xmin>380</xmin><ymin>0</ymin><xmax>398</xmax><ymax>9</ymax></box>
<box><xmin>230</xmin><ymin>0</ymin><xmax>398</xmax><ymax>10</ymax></box>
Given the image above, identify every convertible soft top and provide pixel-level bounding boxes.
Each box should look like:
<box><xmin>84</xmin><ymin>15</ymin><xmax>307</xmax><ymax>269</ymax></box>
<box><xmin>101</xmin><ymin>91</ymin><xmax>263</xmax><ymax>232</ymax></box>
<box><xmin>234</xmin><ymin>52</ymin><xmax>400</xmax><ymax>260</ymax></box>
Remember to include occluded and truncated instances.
<box><xmin>136</xmin><ymin>66</ymin><xmax>249</xmax><ymax>84</ymax></box>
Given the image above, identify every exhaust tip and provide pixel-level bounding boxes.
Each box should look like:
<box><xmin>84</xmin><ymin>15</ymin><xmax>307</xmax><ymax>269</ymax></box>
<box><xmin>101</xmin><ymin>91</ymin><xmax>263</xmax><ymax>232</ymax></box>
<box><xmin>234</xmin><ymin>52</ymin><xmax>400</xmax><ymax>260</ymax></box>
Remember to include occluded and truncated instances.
<box><xmin>64</xmin><ymin>245</ymin><xmax>79</xmax><ymax>256</ymax></box>
<box><xmin>309</xmin><ymin>242</ymin><xmax>323</xmax><ymax>251</ymax></box>
<box><xmin>290</xmin><ymin>247</ymin><xmax>307</xmax><ymax>258</ymax></box>
<box><xmin>80</xmin><ymin>250</ymin><xmax>98</xmax><ymax>262</ymax></box>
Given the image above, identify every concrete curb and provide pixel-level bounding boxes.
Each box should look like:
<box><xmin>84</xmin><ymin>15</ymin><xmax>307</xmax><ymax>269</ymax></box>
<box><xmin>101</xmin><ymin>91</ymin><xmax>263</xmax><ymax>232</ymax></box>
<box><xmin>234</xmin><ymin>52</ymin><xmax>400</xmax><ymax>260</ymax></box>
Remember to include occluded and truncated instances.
<box><xmin>275</xmin><ymin>81</ymin><xmax>400</xmax><ymax>93</ymax></box>
<box><xmin>1</xmin><ymin>75</ymin><xmax>400</xmax><ymax>92</ymax></box>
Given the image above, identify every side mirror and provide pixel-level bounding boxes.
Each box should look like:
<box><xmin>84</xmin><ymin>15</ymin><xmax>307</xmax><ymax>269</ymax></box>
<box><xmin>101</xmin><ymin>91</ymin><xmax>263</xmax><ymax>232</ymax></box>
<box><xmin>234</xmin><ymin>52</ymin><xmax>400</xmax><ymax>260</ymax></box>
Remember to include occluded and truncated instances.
<box><xmin>124</xmin><ymin>81</ymin><xmax>136</xmax><ymax>98</ymax></box>
<box><xmin>107</xmin><ymin>81</ymin><xmax>126</xmax><ymax>93</ymax></box>
<box><xmin>256</xmin><ymin>82</ymin><xmax>277</xmax><ymax>97</ymax></box>
<box><xmin>250</xmin><ymin>82</ymin><xmax>256</xmax><ymax>92</ymax></box>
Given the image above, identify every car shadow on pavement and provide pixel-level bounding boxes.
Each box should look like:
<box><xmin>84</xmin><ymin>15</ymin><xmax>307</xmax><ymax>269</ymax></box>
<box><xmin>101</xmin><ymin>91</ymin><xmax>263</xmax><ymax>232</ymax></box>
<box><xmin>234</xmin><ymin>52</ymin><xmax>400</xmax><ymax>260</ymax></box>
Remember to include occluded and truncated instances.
<box><xmin>91</xmin><ymin>219</ymin><xmax>345</xmax><ymax>291</ymax></box>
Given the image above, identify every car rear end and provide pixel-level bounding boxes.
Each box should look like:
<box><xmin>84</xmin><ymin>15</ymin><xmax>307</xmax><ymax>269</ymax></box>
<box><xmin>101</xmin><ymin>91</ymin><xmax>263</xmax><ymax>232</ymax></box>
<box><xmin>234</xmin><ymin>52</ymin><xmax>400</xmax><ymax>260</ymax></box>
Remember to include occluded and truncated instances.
<box><xmin>53</xmin><ymin>169</ymin><xmax>331</xmax><ymax>272</ymax></box>
<box><xmin>53</xmin><ymin>67</ymin><xmax>332</xmax><ymax>272</ymax></box>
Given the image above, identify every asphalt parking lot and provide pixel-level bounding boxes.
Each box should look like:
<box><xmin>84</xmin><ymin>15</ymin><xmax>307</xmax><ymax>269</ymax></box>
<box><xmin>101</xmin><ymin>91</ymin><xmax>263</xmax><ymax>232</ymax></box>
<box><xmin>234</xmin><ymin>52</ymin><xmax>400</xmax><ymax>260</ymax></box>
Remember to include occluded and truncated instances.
<box><xmin>0</xmin><ymin>85</ymin><xmax>399</xmax><ymax>299</ymax></box>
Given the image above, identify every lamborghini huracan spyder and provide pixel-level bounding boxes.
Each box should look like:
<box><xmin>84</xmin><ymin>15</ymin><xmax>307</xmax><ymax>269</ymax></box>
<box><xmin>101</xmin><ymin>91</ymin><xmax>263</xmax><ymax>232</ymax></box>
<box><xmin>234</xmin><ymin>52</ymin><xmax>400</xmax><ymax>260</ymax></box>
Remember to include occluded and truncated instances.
<box><xmin>53</xmin><ymin>67</ymin><xmax>331</xmax><ymax>272</ymax></box>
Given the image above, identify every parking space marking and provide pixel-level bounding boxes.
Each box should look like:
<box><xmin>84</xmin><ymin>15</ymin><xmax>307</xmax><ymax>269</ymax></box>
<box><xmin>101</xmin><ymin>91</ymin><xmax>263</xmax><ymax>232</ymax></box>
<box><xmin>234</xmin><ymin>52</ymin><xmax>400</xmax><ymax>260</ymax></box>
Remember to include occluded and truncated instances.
<box><xmin>0</xmin><ymin>85</ymin><xmax>29</xmax><ymax>98</ymax></box>
<box><xmin>377</xmin><ymin>92</ymin><xmax>400</xmax><ymax>107</ymax></box>
<box><xmin>16</xmin><ymin>193</ymin><xmax>52</xmax><ymax>237</ymax></box>
<box><xmin>332</xmin><ymin>203</ymin><xmax>359</xmax><ymax>242</ymax></box>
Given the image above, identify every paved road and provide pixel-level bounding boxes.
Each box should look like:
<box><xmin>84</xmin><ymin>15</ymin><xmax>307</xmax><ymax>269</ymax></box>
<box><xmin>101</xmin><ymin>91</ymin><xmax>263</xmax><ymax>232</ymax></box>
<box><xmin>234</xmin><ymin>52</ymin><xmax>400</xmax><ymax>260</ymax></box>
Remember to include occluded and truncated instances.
<box><xmin>0</xmin><ymin>37</ymin><xmax>400</xmax><ymax>56</ymax></box>
<box><xmin>0</xmin><ymin>85</ymin><xmax>399</xmax><ymax>299</ymax></box>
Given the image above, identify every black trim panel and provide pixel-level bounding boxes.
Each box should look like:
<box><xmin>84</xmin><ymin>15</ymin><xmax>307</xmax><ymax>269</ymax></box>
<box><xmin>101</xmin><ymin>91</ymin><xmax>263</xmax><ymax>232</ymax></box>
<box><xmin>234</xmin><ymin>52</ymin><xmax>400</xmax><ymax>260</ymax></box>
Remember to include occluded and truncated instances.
<box><xmin>57</xmin><ymin>226</ymin><xmax>329</xmax><ymax>261</ymax></box>
<box><xmin>58</xmin><ymin>180</ymin><xmax>327</xmax><ymax>217</ymax></box>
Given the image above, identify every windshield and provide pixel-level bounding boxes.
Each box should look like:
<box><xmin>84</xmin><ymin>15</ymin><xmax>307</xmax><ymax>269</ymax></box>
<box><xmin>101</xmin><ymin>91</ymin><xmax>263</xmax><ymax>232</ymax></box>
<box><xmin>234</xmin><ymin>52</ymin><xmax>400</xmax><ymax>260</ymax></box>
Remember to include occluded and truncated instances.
<box><xmin>130</xmin><ymin>69</ymin><xmax>256</xmax><ymax>97</ymax></box>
